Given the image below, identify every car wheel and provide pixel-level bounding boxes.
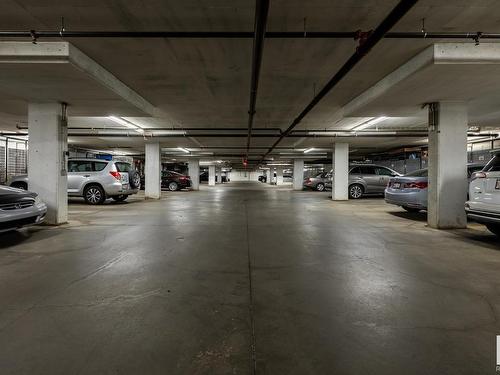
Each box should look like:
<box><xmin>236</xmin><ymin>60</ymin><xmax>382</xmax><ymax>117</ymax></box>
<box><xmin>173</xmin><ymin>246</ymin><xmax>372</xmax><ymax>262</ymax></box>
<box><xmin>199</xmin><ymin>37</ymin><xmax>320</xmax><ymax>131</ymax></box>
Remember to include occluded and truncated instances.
<box><xmin>168</xmin><ymin>181</ymin><xmax>179</xmax><ymax>191</ymax></box>
<box><xmin>403</xmin><ymin>206</ymin><xmax>420</xmax><ymax>213</ymax></box>
<box><xmin>486</xmin><ymin>223</ymin><xmax>500</xmax><ymax>237</ymax></box>
<box><xmin>348</xmin><ymin>184</ymin><xmax>364</xmax><ymax>199</ymax></box>
<box><xmin>11</xmin><ymin>182</ymin><xmax>27</xmax><ymax>190</ymax></box>
<box><xmin>112</xmin><ymin>194</ymin><xmax>128</xmax><ymax>202</ymax></box>
<box><xmin>316</xmin><ymin>183</ymin><xmax>325</xmax><ymax>192</ymax></box>
<box><xmin>84</xmin><ymin>185</ymin><xmax>105</xmax><ymax>205</ymax></box>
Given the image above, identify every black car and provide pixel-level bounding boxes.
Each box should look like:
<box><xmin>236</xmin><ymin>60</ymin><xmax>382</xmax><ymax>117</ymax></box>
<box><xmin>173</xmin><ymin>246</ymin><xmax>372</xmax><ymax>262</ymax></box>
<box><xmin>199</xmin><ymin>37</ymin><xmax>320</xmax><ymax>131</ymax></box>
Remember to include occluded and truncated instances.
<box><xmin>258</xmin><ymin>175</ymin><xmax>267</xmax><ymax>183</ymax></box>
<box><xmin>161</xmin><ymin>171</ymin><xmax>192</xmax><ymax>191</ymax></box>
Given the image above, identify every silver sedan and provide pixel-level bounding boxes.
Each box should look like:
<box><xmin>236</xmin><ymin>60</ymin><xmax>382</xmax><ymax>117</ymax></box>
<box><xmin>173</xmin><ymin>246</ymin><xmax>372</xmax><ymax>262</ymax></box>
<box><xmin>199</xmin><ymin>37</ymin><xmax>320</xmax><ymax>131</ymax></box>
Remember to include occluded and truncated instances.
<box><xmin>385</xmin><ymin>169</ymin><xmax>428</xmax><ymax>212</ymax></box>
<box><xmin>0</xmin><ymin>185</ymin><xmax>47</xmax><ymax>233</ymax></box>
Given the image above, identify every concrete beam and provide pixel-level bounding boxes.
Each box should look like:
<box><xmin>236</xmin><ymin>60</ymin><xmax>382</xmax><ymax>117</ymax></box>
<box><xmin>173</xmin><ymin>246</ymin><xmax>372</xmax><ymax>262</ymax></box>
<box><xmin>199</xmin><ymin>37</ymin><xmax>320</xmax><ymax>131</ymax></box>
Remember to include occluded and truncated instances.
<box><xmin>342</xmin><ymin>43</ymin><xmax>500</xmax><ymax>117</ymax></box>
<box><xmin>0</xmin><ymin>42</ymin><xmax>157</xmax><ymax>116</ymax></box>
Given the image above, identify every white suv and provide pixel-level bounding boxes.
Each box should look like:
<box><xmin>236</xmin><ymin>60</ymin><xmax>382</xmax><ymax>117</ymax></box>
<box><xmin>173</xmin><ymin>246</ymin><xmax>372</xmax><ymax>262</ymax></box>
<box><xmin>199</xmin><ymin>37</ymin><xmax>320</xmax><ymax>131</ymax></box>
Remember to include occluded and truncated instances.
<box><xmin>8</xmin><ymin>159</ymin><xmax>141</xmax><ymax>205</ymax></box>
<box><xmin>465</xmin><ymin>154</ymin><xmax>500</xmax><ymax>236</ymax></box>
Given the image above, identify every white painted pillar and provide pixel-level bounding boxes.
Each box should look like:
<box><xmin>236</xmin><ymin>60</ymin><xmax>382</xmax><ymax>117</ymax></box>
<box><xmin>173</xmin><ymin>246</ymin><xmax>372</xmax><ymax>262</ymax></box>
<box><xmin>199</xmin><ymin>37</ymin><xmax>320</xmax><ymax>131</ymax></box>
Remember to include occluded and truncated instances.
<box><xmin>428</xmin><ymin>102</ymin><xmax>468</xmax><ymax>229</ymax></box>
<box><xmin>293</xmin><ymin>159</ymin><xmax>304</xmax><ymax>190</ymax></box>
<box><xmin>217</xmin><ymin>167</ymin><xmax>223</xmax><ymax>184</ymax></box>
<box><xmin>333</xmin><ymin>143</ymin><xmax>349</xmax><ymax>200</ymax></box>
<box><xmin>268</xmin><ymin>168</ymin><xmax>274</xmax><ymax>185</ymax></box>
<box><xmin>189</xmin><ymin>159</ymin><xmax>200</xmax><ymax>190</ymax></box>
<box><xmin>28</xmin><ymin>103</ymin><xmax>68</xmax><ymax>224</ymax></box>
<box><xmin>208</xmin><ymin>165</ymin><xmax>216</xmax><ymax>186</ymax></box>
<box><xmin>276</xmin><ymin>167</ymin><xmax>284</xmax><ymax>185</ymax></box>
<box><xmin>145</xmin><ymin>143</ymin><xmax>161</xmax><ymax>199</ymax></box>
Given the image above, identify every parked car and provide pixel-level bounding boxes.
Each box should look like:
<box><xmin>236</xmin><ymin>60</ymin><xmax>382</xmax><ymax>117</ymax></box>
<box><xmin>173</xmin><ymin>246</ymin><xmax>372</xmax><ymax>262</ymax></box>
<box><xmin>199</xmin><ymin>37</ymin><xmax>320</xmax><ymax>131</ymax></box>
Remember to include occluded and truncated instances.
<box><xmin>0</xmin><ymin>185</ymin><xmax>47</xmax><ymax>233</ymax></box>
<box><xmin>162</xmin><ymin>170</ymin><xmax>192</xmax><ymax>191</ymax></box>
<box><xmin>466</xmin><ymin>154</ymin><xmax>500</xmax><ymax>236</ymax></box>
<box><xmin>305</xmin><ymin>164</ymin><xmax>401</xmax><ymax>198</ymax></box>
<box><xmin>258</xmin><ymin>175</ymin><xmax>267</xmax><ymax>183</ymax></box>
<box><xmin>8</xmin><ymin>159</ymin><xmax>140</xmax><ymax>205</ymax></box>
<box><xmin>386</xmin><ymin>163</ymin><xmax>485</xmax><ymax>212</ymax></box>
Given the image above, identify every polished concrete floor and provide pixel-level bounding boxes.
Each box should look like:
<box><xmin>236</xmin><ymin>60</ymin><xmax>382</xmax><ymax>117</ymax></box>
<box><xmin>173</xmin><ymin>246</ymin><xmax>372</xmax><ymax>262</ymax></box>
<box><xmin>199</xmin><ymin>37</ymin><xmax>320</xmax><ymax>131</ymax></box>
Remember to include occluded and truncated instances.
<box><xmin>1</xmin><ymin>182</ymin><xmax>500</xmax><ymax>374</ymax></box>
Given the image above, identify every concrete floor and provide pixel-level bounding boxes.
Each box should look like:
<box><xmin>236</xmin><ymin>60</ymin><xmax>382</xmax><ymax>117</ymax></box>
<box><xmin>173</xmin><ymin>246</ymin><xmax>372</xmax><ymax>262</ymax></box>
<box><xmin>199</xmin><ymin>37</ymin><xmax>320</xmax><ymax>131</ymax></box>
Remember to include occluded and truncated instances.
<box><xmin>1</xmin><ymin>182</ymin><xmax>500</xmax><ymax>375</ymax></box>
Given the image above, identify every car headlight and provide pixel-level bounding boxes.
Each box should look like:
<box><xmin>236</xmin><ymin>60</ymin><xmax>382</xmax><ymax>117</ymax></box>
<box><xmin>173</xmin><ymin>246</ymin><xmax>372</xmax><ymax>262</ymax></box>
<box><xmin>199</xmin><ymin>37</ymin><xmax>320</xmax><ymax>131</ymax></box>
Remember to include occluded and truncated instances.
<box><xmin>34</xmin><ymin>195</ymin><xmax>43</xmax><ymax>205</ymax></box>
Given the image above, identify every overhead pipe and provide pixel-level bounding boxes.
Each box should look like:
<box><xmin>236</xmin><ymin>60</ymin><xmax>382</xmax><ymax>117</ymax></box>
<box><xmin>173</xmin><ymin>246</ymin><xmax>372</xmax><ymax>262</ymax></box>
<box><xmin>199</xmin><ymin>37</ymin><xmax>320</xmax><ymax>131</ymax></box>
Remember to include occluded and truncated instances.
<box><xmin>1</xmin><ymin>30</ymin><xmax>499</xmax><ymax>40</ymax></box>
<box><xmin>258</xmin><ymin>0</ymin><xmax>419</xmax><ymax>164</ymax></box>
<box><xmin>246</xmin><ymin>0</ymin><xmax>270</xmax><ymax>160</ymax></box>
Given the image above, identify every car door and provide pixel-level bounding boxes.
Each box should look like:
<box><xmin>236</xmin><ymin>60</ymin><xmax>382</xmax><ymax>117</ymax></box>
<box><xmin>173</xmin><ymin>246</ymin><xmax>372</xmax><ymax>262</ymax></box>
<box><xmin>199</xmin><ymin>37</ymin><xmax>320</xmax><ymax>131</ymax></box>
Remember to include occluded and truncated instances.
<box><xmin>358</xmin><ymin>166</ymin><xmax>379</xmax><ymax>193</ymax></box>
<box><xmin>375</xmin><ymin>167</ymin><xmax>395</xmax><ymax>192</ymax></box>
<box><xmin>67</xmin><ymin>160</ymin><xmax>93</xmax><ymax>194</ymax></box>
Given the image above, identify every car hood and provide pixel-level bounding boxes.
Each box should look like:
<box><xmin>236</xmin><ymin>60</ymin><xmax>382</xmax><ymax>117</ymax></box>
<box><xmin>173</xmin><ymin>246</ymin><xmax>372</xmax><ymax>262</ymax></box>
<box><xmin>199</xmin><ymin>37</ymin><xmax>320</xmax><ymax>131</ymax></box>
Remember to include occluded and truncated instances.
<box><xmin>0</xmin><ymin>185</ymin><xmax>36</xmax><ymax>203</ymax></box>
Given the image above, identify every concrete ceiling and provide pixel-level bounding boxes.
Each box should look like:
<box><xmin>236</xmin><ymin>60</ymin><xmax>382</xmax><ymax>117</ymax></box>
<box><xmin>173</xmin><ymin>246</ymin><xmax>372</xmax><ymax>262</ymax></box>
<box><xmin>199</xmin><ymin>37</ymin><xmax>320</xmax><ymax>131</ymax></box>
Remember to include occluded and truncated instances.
<box><xmin>0</xmin><ymin>1</ymin><xmax>499</xmax><ymax>164</ymax></box>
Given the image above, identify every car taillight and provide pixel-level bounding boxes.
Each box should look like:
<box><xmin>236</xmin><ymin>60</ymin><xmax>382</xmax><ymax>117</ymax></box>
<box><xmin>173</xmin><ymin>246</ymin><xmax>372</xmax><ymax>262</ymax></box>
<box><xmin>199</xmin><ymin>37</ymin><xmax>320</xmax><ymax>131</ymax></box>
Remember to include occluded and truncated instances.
<box><xmin>471</xmin><ymin>171</ymin><xmax>487</xmax><ymax>180</ymax></box>
<box><xmin>404</xmin><ymin>181</ymin><xmax>428</xmax><ymax>189</ymax></box>
<box><xmin>110</xmin><ymin>171</ymin><xmax>121</xmax><ymax>180</ymax></box>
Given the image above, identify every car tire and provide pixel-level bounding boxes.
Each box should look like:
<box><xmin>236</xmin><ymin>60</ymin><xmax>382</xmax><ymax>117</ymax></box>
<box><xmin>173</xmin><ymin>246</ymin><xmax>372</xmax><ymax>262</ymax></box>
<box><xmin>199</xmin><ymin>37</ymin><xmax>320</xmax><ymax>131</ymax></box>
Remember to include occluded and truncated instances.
<box><xmin>403</xmin><ymin>206</ymin><xmax>420</xmax><ymax>213</ymax></box>
<box><xmin>316</xmin><ymin>183</ymin><xmax>325</xmax><ymax>192</ymax></box>
<box><xmin>129</xmin><ymin>171</ymin><xmax>141</xmax><ymax>189</ymax></box>
<box><xmin>112</xmin><ymin>195</ymin><xmax>128</xmax><ymax>202</ymax></box>
<box><xmin>348</xmin><ymin>184</ymin><xmax>364</xmax><ymax>199</ymax></box>
<box><xmin>84</xmin><ymin>185</ymin><xmax>106</xmax><ymax>205</ymax></box>
<box><xmin>486</xmin><ymin>223</ymin><xmax>500</xmax><ymax>237</ymax></box>
<box><xmin>168</xmin><ymin>181</ymin><xmax>179</xmax><ymax>191</ymax></box>
<box><xmin>11</xmin><ymin>182</ymin><xmax>27</xmax><ymax>190</ymax></box>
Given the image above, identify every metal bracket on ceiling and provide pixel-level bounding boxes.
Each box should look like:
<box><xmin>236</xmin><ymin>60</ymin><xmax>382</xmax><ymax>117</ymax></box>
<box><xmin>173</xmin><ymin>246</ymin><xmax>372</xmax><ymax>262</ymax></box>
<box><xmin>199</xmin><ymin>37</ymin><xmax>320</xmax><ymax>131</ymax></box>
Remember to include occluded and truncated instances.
<box><xmin>29</xmin><ymin>30</ymin><xmax>37</xmax><ymax>44</ymax></box>
<box><xmin>473</xmin><ymin>31</ymin><xmax>482</xmax><ymax>46</ymax></box>
<box><xmin>60</xmin><ymin>16</ymin><xmax>65</xmax><ymax>37</ymax></box>
<box><xmin>354</xmin><ymin>29</ymin><xmax>373</xmax><ymax>53</ymax></box>
<box><xmin>421</xmin><ymin>18</ymin><xmax>427</xmax><ymax>38</ymax></box>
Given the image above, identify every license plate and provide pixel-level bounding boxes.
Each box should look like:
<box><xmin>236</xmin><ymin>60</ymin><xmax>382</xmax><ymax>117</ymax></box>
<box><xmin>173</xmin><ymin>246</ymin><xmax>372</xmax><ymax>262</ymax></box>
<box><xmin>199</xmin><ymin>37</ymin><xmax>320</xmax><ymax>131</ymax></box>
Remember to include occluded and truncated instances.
<box><xmin>122</xmin><ymin>184</ymin><xmax>129</xmax><ymax>190</ymax></box>
<box><xmin>496</xmin><ymin>179</ymin><xmax>500</xmax><ymax>189</ymax></box>
<box><xmin>393</xmin><ymin>182</ymin><xmax>401</xmax><ymax>189</ymax></box>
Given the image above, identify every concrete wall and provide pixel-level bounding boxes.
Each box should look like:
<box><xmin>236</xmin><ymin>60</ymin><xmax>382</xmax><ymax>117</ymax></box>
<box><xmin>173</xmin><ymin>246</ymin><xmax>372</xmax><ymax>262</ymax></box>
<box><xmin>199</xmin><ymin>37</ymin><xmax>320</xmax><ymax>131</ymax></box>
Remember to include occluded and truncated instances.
<box><xmin>229</xmin><ymin>170</ymin><xmax>261</xmax><ymax>181</ymax></box>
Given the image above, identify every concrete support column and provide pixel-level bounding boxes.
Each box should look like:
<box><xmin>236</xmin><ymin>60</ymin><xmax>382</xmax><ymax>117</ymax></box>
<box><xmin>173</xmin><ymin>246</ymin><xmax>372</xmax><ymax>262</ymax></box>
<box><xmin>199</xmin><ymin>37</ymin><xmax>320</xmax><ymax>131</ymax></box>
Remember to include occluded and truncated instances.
<box><xmin>189</xmin><ymin>159</ymin><xmax>200</xmax><ymax>190</ymax></box>
<box><xmin>268</xmin><ymin>168</ymin><xmax>274</xmax><ymax>185</ymax></box>
<box><xmin>217</xmin><ymin>167</ymin><xmax>223</xmax><ymax>184</ymax></box>
<box><xmin>332</xmin><ymin>143</ymin><xmax>349</xmax><ymax>201</ymax></box>
<box><xmin>428</xmin><ymin>102</ymin><xmax>468</xmax><ymax>229</ymax></box>
<box><xmin>28</xmin><ymin>103</ymin><xmax>68</xmax><ymax>225</ymax></box>
<box><xmin>276</xmin><ymin>167</ymin><xmax>284</xmax><ymax>185</ymax></box>
<box><xmin>293</xmin><ymin>159</ymin><xmax>304</xmax><ymax>190</ymax></box>
<box><xmin>145</xmin><ymin>143</ymin><xmax>161</xmax><ymax>199</ymax></box>
<box><xmin>208</xmin><ymin>165</ymin><xmax>216</xmax><ymax>186</ymax></box>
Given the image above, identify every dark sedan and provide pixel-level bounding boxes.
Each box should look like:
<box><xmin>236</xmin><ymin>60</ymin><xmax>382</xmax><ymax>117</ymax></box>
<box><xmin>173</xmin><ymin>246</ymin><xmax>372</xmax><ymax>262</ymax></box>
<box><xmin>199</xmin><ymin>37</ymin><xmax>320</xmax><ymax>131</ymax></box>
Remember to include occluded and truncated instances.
<box><xmin>161</xmin><ymin>171</ymin><xmax>192</xmax><ymax>191</ymax></box>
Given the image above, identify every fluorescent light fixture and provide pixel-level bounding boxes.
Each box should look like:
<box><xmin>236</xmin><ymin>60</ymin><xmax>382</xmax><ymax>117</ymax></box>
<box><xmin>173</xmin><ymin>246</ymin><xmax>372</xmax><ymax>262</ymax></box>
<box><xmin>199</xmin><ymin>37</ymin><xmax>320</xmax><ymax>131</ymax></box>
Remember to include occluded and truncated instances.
<box><xmin>351</xmin><ymin>116</ymin><xmax>387</xmax><ymax>131</ymax></box>
<box><xmin>267</xmin><ymin>163</ymin><xmax>292</xmax><ymax>166</ymax></box>
<box><xmin>177</xmin><ymin>147</ymin><xmax>190</xmax><ymax>153</ymax></box>
<box><xmin>152</xmin><ymin>130</ymin><xmax>187</xmax><ymax>136</ymax></box>
<box><xmin>108</xmin><ymin>116</ymin><xmax>145</xmax><ymax>134</ymax></box>
<box><xmin>304</xmin><ymin>148</ymin><xmax>315</xmax><ymax>154</ymax></box>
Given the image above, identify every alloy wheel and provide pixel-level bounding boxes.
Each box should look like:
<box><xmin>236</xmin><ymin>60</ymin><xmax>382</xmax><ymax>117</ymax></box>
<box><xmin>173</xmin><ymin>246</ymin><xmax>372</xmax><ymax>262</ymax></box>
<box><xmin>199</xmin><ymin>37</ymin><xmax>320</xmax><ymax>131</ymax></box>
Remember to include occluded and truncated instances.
<box><xmin>86</xmin><ymin>187</ymin><xmax>102</xmax><ymax>204</ymax></box>
<box><xmin>349</xmin><ymin>185</ymin><xmax>363</xmax><ymax>199</ymax></box>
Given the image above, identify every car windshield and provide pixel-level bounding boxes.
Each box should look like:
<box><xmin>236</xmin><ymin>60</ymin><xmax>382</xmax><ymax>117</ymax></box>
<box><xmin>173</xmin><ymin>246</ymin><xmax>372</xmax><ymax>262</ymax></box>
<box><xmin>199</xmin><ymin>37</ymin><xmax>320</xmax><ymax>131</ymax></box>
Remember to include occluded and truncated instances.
<box><xmin>404</xmin><ymin>169</ymin><xmax>427</xmax><ymax>177</ymax></box>
<box><xmin>482</xmin><ymin>155</ymin><xmax>500</xmax><ymax>172</ymax></box>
